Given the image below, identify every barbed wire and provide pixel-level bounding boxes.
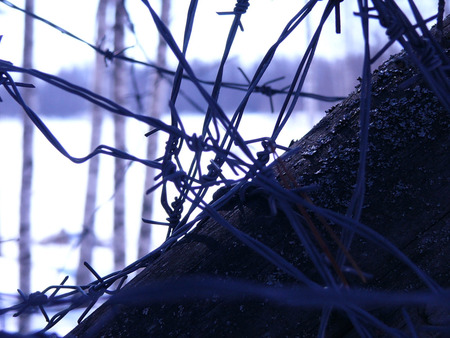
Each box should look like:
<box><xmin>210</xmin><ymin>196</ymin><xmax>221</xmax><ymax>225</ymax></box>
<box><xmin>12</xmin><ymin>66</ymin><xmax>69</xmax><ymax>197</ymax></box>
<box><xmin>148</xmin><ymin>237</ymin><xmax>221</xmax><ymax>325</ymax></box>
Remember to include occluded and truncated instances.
<box><xmin>0</xmin><ymin>0</ymin><xmax>449</xmax><ymax>336</ymax></box>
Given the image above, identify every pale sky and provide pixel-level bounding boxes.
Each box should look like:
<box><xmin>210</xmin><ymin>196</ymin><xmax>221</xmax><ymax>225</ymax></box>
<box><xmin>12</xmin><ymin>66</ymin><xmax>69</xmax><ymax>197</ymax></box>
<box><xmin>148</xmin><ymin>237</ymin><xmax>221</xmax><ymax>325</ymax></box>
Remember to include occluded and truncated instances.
<box><xmin>0</xmin><ymin>0</ymin><xmax>443</xmax><ymax>75</ymax></box>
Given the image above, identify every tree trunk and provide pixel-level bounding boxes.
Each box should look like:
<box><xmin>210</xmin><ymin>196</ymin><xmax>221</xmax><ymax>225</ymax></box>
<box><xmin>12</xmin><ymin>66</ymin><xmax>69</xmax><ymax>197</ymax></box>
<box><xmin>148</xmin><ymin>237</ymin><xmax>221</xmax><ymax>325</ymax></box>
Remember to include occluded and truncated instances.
<box><xmin>76</xmin><ymin>0</ymin><xmax>108</xmax><ymax>286</ymax></box>
<box><xmin>18</xmin><ymin>0</ymin><xmax>35</xmax><ymax>333</ymax></box>
<box><xmin>112</xmin><ymin>0</ymin><xmax>127</xmax><ymax>271</ymax></box>
<box><xmin>67</xmin><ymin>19</ymin><xmax>450</xmax><ymax>337</ymax></box>
<box><xmin>138</xmin><ymin>0</ymin><xmax>171</xmax><ymax>259</ymax></box>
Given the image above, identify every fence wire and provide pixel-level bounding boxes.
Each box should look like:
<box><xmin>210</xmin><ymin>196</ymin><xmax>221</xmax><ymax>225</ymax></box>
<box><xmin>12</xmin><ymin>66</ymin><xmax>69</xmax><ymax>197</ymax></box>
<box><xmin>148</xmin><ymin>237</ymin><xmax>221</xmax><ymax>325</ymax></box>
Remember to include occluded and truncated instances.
<box><xmin>0</xmin><ymin>0</ymin><xmax>449</xmax><ymax>336</ymax></box>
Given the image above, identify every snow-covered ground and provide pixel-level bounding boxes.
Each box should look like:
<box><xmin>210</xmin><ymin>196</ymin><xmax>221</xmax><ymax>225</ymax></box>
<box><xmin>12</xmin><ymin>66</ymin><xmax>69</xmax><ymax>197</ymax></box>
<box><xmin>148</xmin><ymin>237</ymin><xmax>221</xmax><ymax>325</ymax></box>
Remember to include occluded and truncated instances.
<box><xmin>0</xmin><ymin>110</ymin><xmax>322</xmax><ymax>335</ymax></box>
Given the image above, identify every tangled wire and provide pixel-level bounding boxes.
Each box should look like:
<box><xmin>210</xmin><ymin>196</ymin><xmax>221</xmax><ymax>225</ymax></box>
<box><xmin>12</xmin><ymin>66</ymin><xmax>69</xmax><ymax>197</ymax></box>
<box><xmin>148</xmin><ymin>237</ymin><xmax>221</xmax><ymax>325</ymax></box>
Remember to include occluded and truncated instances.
<box><xmin>0</xmin><ymin>0</ymin><xmax>449</xmax><ymax>336</ymax></box>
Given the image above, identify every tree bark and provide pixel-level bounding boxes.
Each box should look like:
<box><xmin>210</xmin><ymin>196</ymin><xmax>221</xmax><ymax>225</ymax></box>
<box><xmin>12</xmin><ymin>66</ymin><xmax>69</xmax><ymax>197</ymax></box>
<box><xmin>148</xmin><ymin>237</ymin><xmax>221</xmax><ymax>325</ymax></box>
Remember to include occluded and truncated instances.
<box><xmin>67</xmin><ymin>19</ymin><xmax>450</xmax><ymax>337</ymax></box>
<box><xmin>112</xmin><ymin>0</ymin><xmax>127</xmax><ymax>271</ymax></box>
<box><xmin>138</xmin><ymin>0</ymin><xmax>171</xmax><ymax>259</ymax></box>
<box><xmin>76</xmin><ymin>0</ymin><xmax>108</xmax><ymax>286</ymax></box>
<box><xmin>19</xmin><ymin>0</ymin><xmax>35</xmax><ymax>333</ymax></box>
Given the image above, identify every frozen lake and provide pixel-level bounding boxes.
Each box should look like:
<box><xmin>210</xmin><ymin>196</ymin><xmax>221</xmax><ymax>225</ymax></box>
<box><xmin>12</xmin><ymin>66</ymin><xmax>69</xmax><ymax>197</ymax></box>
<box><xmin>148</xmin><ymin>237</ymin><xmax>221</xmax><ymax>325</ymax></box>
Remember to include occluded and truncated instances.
<box><xmin>0</xmin><ymin>110</ymin><xmax>323</xmax><ymax>334</ymax></box>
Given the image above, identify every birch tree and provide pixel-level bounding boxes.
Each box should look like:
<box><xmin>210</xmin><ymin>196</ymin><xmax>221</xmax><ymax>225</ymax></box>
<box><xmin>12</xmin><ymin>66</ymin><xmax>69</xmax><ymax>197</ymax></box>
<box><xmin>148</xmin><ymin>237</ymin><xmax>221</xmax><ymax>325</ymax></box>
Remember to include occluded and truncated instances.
<box><xmin>76</xmin><ymin>0</ymin><xmax>109</xmax><ymax>286</ymax></box>
<box><xmin>138</xmin><ymin>0</ymin><xmax>171</xmax><ymax>258</ymax></box>
<box><xmin>112</xmin><ymin>0</ymin><xmax>127</xmax><ymax>270</ymax></box>
<box><xmin>19</xmin><ymin>0</ymin><xmax>35</xmax><ymax>333</ymax></box>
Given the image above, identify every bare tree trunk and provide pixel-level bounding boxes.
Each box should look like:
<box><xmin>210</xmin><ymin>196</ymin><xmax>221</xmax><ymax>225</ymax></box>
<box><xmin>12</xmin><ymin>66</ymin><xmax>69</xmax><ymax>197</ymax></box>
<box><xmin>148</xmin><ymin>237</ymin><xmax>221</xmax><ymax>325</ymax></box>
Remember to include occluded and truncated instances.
<box><xmin>19</xmin><ymin>0</ymin><xmax>35</xmax><ymax>333</ymax></box>
<box><xmin>113</xmin><ymin>0</ymin><xmax>127</xmax><ymax>271</ymax></box>
<box><xmin>138</xmin><ymin>0</ymin><xmax>171</xmax><ymax>258</ymax></box>
<box><xmin>68</xmin><ymin>19</ymin><xmax>450</xmax><ymax>337</ymax></box>
<box><xmin>76</xmin><ymin>0</ymin><xmax>108</xmax><ymax>286</ymax></box>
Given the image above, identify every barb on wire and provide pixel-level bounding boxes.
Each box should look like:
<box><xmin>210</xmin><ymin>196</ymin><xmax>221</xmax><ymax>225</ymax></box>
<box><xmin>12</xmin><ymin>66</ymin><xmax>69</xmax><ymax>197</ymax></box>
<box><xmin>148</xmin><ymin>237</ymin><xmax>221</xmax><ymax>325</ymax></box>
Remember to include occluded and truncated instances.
<box><xmin>0</xmin><ymin>67</ymin><xmax>35</xmax><ymax>103</ymax></box>
<box><xmin>217</xmin><ymin>0</ymin><xmax>250</xmax><ymax>31</ymax></box>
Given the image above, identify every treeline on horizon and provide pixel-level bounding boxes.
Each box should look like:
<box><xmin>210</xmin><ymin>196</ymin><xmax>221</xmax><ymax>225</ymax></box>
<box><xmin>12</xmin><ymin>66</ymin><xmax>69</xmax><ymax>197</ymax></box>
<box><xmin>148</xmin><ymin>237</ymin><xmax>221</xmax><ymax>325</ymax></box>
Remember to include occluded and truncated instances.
<box><xmin>1</xmin><ymin>53</ymin><xmax>372</xmax><ymax>118</ymax></box>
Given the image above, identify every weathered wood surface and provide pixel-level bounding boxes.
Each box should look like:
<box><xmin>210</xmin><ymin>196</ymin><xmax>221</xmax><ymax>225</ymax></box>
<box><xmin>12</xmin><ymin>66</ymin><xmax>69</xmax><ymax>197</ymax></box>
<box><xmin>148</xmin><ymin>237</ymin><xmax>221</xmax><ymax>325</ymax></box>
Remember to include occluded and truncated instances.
<box><xmin>67</xmin><ymin>19</ymin><xmax>449</xmax><ymax>337</ymax></box>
